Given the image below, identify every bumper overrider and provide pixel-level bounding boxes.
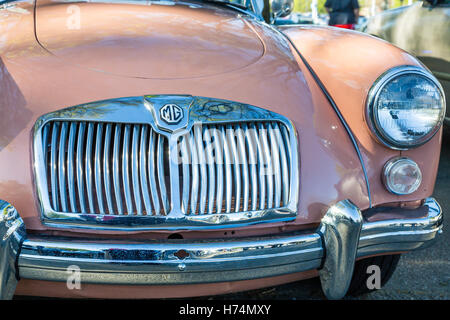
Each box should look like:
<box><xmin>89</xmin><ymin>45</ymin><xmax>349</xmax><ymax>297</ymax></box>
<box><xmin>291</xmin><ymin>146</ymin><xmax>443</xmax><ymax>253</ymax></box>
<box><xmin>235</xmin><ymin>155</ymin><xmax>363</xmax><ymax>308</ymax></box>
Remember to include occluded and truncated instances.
<box><xmin>0</xmin><ymin>198</ymin><xmax>443</xmax><ymax>300</ymax></box>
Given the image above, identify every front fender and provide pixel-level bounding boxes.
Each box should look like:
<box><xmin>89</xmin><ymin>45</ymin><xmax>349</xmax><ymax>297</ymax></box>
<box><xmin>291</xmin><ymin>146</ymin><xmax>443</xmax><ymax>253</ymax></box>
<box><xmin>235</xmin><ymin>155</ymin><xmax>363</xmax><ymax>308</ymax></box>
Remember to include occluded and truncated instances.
<box><xmin>281</xmin><ymin>25</ymin><xmax>442</xmax><ymax>207</ymax></box>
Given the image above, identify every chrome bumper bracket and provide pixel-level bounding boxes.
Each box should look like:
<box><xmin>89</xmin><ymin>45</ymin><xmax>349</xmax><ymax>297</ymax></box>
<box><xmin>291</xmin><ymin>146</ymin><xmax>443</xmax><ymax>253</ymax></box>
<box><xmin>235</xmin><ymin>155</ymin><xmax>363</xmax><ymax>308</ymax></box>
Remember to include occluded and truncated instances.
<box><xmin>0</xmin><ymin>200</ymin><xmax>26</xmax><ymax>300</ymax></box>
<box><xmin>318</xmin><ymin>199</ymin><xmax>363</xmax><ymax>300</ymax></box>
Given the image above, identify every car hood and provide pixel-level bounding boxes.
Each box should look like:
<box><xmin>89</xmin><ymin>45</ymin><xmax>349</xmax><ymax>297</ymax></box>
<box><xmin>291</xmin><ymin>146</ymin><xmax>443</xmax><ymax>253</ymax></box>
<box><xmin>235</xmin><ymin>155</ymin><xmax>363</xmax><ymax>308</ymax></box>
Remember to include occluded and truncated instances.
<box><xmin>35</xmin><ymin>1</ymin><xmax>264</xmax><ymax>79</ymax></box>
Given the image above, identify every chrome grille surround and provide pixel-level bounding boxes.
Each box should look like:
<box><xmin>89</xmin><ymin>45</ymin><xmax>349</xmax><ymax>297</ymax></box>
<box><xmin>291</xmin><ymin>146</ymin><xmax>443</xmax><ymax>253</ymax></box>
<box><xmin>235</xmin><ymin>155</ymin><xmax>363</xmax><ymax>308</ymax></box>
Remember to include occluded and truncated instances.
<box><xmin>32</xmin><ymin>95</ymin><xmax>299</xmax><ymax>230</ymax></box>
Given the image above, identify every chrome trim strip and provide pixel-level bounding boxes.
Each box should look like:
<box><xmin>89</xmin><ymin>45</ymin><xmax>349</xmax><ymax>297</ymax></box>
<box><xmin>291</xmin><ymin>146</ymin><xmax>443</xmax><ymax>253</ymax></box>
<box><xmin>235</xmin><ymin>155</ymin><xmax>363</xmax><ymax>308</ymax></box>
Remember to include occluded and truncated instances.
<box><xmin>18</xmin><ymin>233</ymin><xmax>323</xmax><ymax>285</ymax></box>
<box><xmin>32</xmin><ymin>96</ymin><xmax>299</xmax><ymax>230</ymax></box>
<box><xmin>357</xmin><ymin>198</ymin><xmax>443</xmax><ymax>257</ymax></box>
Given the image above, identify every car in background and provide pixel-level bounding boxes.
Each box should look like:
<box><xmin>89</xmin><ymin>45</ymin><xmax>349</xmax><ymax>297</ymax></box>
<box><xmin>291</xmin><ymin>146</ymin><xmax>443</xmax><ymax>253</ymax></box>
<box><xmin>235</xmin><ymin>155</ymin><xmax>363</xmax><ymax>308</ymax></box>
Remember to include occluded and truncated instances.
<box><xmin>361</xmin><ymin>0</ymin><xmax>449</xmax><ymax>125</ymax></box>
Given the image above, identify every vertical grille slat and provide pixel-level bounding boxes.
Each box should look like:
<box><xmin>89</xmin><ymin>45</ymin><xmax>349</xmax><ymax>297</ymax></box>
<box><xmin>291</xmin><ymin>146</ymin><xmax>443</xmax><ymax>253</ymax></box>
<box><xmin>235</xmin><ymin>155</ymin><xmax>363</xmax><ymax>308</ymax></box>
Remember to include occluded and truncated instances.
<box><xmin>85</xmin><ymin>123</ymin><xmax>95</xmax><ymax>213</ymax></box>
<box><xmin>157</xmin><ymin>134</ymin><xmax>169</xmax><ymax>215</ymax></box>
<box><xmin>245</xmin><ymin>124</ymin><xmax>258</xmax><ymax>211</ymax></box>
<box><xmin>227</xmin><ymin>125</ymin><xmax>241</xmax><ymax>213</ymax></box>
<box><xmin>131</xmin><ymin>125</ymin><xmax>143</xmax><ymax>216</ymax></box>
<box><xmin>212</xmin><ymin>127</ymin><xmax>223</xmax><ymax>214</ymax></box>
<box><xmin>195</xmin><ymin>125</ymin><xmax>208</xmax><ymax>215</ymax></box>
<box><xmin>50</xmin><ymin>122</ymin><xmax>59</xmax><ymax>212</ymax></box>
<box><xmin>275</xmin><ymin>122</ymin><xmax>290</xmax><ymax>206</ymax></box>
<box><xmin>204</xmin><ymin>126</ymin><xmax>216</xmax><ymax>213</ymax></box>
<box><xmin>252</xmin><ymin>123</ymin><xmax>266</xmax><ymax>210</ymax></box>
<box><xmin>148</xmin><ymin>130</ymin><xmax>161</xmax><ymax>215</ymax></box>
<box><xmin>94</xmin><ymin>123</ymin><xmax>105</xmax><ymax>214</ymax></box>
<box><xmin>269</xmin><ymin>123</ymin><xmax>282</xmax><ymax>208</ymax></box>
<box><xmin>260</xmin><ymin>122</ymin><xmax>273</xmax><ymax>209</ymax></box>
<box><xmin>180</xmin><ymin>134</ymin><xmax>190</xmax><ymax>214</ymax></box>
<box><xmin>113</xmin><ymin>124</ymin><xmax>124</xmax><ymax>215</ymax></box>
<box><xmin>42</xmin><ymin>119</ymin><xmax>293</xmax><ymax>219</ymax></box>
<box><xmin>122</xmin><ymin>124</ymin><xmax>134</xmax><ymax>214</ymax></box>
<box><xmin>221</xmin><ymin>126</ymin><xmax>232</xmax><ymax>214</ymax></box>
<box><xmin>139</xmin><ymin>125</ymin><xmax>152</xmax><ymax>216</ymax></box>
<box><xmin>67</xmin><ymin>122</ymin><xmax>77</xmax><ymax>213</ymax></box>
<box><xmin>188</xmin><ymin>132</ymin><xmax>199</xmax><ymax>215</ymax></box>
<box><xmin>103</xmin><ymin>124</ymin><xmax>114</xmax><ymax>214</ymax></box>
<box><xmin>76</xmin><ymin>122</ymin><xmax>87</xmax><ymax>213</ymax></box>
<box><xmin>42</xmin><ymin>124</ymin><xmax>49</xmax><ymax>178</ymax></box>
<box><xmin>236</xmin><ymin>125</ymin><xmax>249</xmax><ymax>212</ymax></box>
<box><xmin>58</xmin><ymin>122</ymin><xmax>68</xmax><ymax>212</ymax></box>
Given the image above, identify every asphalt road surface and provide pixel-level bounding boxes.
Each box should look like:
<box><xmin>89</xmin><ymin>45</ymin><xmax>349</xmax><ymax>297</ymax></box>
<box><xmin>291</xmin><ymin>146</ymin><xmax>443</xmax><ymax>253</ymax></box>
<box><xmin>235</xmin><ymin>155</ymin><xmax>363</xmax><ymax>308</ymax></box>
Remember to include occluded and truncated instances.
<box><xmin>213</xmin><ymin>128</ymin><xmax>450</xmax><ymax>300</ymax></box>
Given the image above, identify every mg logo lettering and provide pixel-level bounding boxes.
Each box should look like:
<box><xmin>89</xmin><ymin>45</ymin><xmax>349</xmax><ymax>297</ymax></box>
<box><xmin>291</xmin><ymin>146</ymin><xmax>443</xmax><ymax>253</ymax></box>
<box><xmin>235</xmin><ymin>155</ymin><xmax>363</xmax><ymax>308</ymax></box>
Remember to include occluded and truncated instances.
<box><xmin>160</xmin><ymin>104</ymin><xmax>183</xmax><ymax>124</ymax></box>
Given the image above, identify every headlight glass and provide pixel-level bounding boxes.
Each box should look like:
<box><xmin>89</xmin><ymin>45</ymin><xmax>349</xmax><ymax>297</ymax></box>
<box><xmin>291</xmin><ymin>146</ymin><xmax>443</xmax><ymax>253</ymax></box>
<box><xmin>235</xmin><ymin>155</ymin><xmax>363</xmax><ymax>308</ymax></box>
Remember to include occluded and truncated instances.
<box><xmin>367</xmin><ymin>66</ymin><xmax>445</xmax><ymax>149</ymax></box>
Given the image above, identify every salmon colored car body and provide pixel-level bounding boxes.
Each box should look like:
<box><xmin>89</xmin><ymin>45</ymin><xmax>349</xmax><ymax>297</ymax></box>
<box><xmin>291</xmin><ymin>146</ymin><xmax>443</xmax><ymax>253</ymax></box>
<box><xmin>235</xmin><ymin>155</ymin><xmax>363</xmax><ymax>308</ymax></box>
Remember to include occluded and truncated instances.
<box><xmin>0</xmin><ymin>0</ymin><xmax>445</xmax><ymax>299</ymax></box>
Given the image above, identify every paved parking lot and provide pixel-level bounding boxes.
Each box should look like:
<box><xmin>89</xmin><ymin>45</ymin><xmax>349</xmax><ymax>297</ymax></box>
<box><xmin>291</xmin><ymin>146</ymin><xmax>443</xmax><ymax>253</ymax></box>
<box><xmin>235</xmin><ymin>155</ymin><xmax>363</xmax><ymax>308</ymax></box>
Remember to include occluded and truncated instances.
<box><xmin>216</xmin><ymin>128</ymin><xmax>450</xmax><ymax>300</ymax></box>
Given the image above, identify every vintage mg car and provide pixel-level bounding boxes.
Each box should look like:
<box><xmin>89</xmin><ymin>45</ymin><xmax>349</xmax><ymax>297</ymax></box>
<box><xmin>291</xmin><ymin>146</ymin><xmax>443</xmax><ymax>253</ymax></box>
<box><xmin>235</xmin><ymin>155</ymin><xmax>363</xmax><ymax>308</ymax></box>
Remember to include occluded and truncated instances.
<box><xmin>0</xmin><ymin>0</ymin><xmax>445</xmax><ymax>300</ymax></box>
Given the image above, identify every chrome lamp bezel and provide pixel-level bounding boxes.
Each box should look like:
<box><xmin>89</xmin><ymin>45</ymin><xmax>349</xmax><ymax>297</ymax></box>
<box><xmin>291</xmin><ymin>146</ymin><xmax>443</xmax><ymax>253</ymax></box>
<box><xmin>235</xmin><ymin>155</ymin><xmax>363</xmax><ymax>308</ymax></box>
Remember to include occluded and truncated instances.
<box><xmin>366</xmin><ymin>65</ymin><xmax>446</xmax><ymax>150</ymax></box>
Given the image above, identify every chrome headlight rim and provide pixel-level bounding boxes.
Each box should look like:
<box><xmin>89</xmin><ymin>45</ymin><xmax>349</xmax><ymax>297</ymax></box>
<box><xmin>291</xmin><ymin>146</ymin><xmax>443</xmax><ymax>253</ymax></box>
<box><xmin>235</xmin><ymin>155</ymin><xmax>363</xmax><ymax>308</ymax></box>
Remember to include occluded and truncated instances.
<box><xmin>366</xmin><ymin>65</ymin><xmax>446</xmax><ymax>150</ymax></box>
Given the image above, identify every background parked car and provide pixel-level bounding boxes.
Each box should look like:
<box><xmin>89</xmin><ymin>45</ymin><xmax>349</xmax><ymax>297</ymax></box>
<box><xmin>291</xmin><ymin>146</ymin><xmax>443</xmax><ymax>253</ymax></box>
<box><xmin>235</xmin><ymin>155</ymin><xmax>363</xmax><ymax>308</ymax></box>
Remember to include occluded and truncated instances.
<box><xmin>361</xmin><ymin>0</ymin><xmax>449</xmax><ymax>125</ymax></box>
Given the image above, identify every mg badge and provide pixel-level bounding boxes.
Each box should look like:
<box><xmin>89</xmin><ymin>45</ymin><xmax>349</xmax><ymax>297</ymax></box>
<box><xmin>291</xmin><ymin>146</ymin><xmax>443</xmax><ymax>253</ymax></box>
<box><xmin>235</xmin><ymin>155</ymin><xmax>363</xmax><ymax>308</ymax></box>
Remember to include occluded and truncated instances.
<box><xmin>160</xmin><ymin>104</ymin><xmax>183</xmax><ymax>124</ymax></box>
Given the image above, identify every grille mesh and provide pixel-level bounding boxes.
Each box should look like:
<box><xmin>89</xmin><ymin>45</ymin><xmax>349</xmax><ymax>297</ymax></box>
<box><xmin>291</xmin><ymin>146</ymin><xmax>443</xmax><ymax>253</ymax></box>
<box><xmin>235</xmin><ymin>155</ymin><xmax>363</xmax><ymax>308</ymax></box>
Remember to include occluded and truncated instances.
<box><xmin>41</xmin><ymin>120</ymin><xmax>292</xmax><ymax>217</ymax></box>
<box><xmin>177</xmin><ymin>122</ymin><xmax>292</xmax><ymax>215</ymax></box>
<box><xmin>42</xmin><ymin>121</ymin><xmax>169</xmax><ymax>216</ymax></box>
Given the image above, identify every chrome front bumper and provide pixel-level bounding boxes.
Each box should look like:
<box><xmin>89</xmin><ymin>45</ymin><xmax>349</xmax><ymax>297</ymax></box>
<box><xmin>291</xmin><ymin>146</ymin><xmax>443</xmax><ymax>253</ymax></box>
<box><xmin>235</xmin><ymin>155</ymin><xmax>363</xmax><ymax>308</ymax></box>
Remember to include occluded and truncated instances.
<box><xmin>0</xmin><ymin>198</ymin><xmax>443</xmax><ymax>300</ymax></box>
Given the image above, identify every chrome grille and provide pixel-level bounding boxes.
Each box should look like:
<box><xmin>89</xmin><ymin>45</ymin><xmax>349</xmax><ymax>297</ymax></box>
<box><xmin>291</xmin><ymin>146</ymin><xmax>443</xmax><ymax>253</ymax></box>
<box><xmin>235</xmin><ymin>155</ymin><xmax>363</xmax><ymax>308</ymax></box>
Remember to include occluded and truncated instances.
<box><xmin>42</xmin><ymin>121</ymin><xmax>170</xmax><ymax>216</ymax></box>
<box><xmin>178</xmin><ymin>122</ymin><xmax>292</xmax><ymax>215</ymax></box>
<box><xmin>33</xmin><ymin>95</ymin><xmax>299</xmax><ymax>230</ymax></box>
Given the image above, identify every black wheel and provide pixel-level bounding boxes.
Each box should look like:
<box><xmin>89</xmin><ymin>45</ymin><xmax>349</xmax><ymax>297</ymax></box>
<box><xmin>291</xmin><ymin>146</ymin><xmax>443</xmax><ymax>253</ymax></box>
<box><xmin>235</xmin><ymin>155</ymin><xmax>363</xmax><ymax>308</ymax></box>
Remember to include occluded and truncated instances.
<box><xmin>347</xmin><ymin>254</ymin><xmax>401</xmax><ymax>296</ymax></box>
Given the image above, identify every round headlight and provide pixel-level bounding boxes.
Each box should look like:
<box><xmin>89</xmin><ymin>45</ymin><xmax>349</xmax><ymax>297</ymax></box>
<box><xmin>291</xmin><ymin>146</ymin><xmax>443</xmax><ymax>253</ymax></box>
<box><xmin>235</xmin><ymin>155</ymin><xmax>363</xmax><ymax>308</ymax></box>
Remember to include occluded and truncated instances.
<box><xmin>383</xmin><ymin>157</ymin><xmax>422</xmax><ymax>195</ymax></box>
<box><xmin>367</xmin><ymin>66</ymin><xmax>445</xmax><ymax>149</ymax></box>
